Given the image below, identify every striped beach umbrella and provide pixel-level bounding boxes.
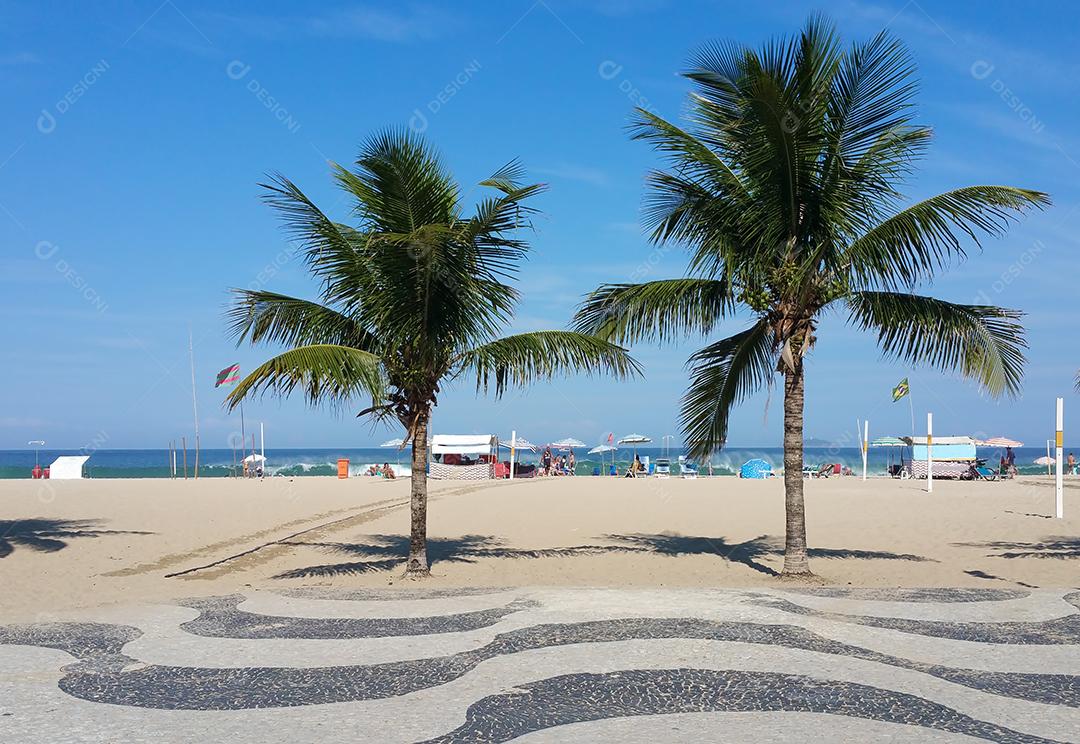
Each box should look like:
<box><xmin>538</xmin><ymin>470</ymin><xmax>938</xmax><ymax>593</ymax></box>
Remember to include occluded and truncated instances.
<box><xmin>978</xmin><ymin>437</ymin><xmax>1024</xmax><ymax>447</ymax></box>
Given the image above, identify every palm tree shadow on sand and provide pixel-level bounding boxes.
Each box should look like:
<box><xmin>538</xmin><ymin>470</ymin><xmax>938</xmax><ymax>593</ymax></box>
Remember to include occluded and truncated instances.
<box><xmin>0</xmin><ymin>518</ymin><xmax>153</xmax><ymax>558</ymax></box>
<box><xmin>954</xmin><ymin>537</ymin><xmax>1080</xmax><ymax>559</ymax></box>
<box><xmin>273</xmin><ymin>533</ymin><xmax>935</xmax><ymax>579</ymax></box>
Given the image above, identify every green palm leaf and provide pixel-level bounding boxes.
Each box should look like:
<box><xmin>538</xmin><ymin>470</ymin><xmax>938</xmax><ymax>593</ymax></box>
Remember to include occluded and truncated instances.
<box><xmin>573</xmin><ymin>278</ymin><xmax>734</xmax><ymax>345</ymax></box>
<box><xmin>844</xmin><ymin>186</ymin><xmax>1050</xmax><ymax>290</ymax></box>
<box><xmin>225</xmin><ymin>344</ymin><xmax>384</xmax><ymax>411</ymax></box>
<box><xmin>681</xmin><ymin>320</ymin><xmax>776</xmax><ymax>460</ymax></box>
<box><xmin>847</xmin><ymin>291</ymin><xmax>1026</xmax><ymax>397</ymax></box>
<box><xmin>462</xmin><ymin>331</ymin><xmax>640</xmax><ymax>398</ymax></box>
<box><xmin>227</xmin><ymin>290</ymin><xmax>379</xmax><ymax>351</ymax></box>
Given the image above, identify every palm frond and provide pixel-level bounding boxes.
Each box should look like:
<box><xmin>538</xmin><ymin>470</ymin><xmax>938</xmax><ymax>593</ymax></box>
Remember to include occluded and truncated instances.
<box><xmin>847</xmin><ymin>291</ymin><xmax>1026</xmax><ymax>397</ymax></box>
<box><xmin>844</xmin><ymin>186</ymin><xmax>1050</xmax><ymax>290</ymax></box>
<box><xmin>227</xmin><ymin>290</ymin><xmax>379</xmax><ymax>351</ymax></box>
<box><xmin>681</xmin><ymin>320</ymin><xmax>776</xmax><ymax>460</ymax></box>
<box><xmin>461</xmin><ymin>331</ymin><xmax>641</xmax><ymax>398</ymax></box>
<box><xmin>225</xmin><ymin>344</ymin><xmax>384</xmax><ymax>411</ymax></box>
<box><xmin>573</xmin><ymin>278</ymin><xmax>733</xmax><ymax>344</ymax></box>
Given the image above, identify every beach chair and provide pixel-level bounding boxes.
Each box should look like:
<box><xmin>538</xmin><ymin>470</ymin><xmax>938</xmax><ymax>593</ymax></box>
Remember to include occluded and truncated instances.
<box><xmin>609</xmin><ymin>464</ymin><xmax>617</xmax><ymax>476</ymax></box>
<box><xmin>654</xmin><ymin>458</ymin><xmax>671</xmax><ymax>478</ymax></box>
<box><xmin>973</xmin><ymin>465</ymin><xmax>999</xmax><ymax>481</ymax></box>
<box><xmin>678</xmin><ymin>456</ymin><xmax>698</xmax><ymax>479</ymax></box>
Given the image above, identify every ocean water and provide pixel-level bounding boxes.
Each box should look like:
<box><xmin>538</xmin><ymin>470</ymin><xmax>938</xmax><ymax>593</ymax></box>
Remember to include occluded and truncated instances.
<box><xmin>0</xmin><ymin>446</ymin><xmax>1066</xmax><ymax>479</ymax></box>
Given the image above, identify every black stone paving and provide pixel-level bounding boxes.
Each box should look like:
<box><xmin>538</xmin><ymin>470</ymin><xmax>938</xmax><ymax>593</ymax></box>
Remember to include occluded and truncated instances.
<box><xmin>751</xmin><ymin>592</ymin><xmax>1080</xmax><ymax>645</ymax></box>
<box><xmin>2</xmin><ymin>615</ymin><xmax>1076</xmax><ymax>710</ymax></box>
<box><xmin>177</xmin><ymin>594</ymin><xmax>536</xmax><ymax>639</ymax></box>
<box><xmin>419</xmin><ymin>669</ymin><xmax>1065</xmax><ymax>744</ymax></box>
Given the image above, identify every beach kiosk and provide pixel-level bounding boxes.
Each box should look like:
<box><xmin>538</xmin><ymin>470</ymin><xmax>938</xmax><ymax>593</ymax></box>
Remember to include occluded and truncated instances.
<box><xmin>905</xmin><ymin>435</ymin><xmax>976</xmax><ymax>479</ymax></box>
<box><xmin>47</xmin><ymin>455</ymin><xmax>90</xmax><ymax>479</ymax></box>
<box><xmin>430</xmin><ymin>434</ymin><xmax>497</xmax><ymax>480</ymax></box>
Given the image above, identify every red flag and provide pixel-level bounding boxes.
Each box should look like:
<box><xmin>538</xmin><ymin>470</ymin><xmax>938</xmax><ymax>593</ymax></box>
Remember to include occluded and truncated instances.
<box><xmin>607</xmin><ymin>432</ymin><xmax>614</xmax><ymax>444</ymax></box>
<box><xmin>215</xmin><ymin>363</ymin><xmax>240</xmax><ymax>387</ymax></box>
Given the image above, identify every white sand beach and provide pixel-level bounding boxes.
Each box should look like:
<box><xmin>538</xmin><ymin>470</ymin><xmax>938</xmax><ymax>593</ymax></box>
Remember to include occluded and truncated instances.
<box><xmin>2</xmin><ymin>475</ymin><xmax>1076</xmax><ymax>622</ymax></box>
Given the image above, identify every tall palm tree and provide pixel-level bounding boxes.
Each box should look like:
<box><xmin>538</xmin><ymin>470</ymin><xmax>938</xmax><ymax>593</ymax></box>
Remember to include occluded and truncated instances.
<box><xmin>574</xmin><ymin>17</ymin><xmax>1048</xmax><ymax>577</ymax></box>
<box><xmin>227</xmin><ymin>130</ymin><xmax>639</xmax><ymax>577</ymax></box>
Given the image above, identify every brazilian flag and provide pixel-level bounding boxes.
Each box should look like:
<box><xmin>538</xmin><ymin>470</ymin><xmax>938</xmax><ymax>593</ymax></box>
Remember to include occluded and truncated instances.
<box><xmin>892</xmin><ymin>378</ymin><xmax>909</xmax><ymax>402</ymax></box>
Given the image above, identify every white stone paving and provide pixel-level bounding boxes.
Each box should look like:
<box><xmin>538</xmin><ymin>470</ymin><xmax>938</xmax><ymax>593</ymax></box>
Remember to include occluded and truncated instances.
<box><xmin>0</xmin><ymin>586</ymin><xmax>1076</xmax><ymax>743</ymax></box>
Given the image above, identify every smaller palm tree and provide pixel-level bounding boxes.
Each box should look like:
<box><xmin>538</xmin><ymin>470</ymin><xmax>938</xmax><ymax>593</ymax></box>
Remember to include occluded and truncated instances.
<box><xmin>227</xmin><ymin>130</ymin><xmax>639</xmax><ymax>577</ymax></box>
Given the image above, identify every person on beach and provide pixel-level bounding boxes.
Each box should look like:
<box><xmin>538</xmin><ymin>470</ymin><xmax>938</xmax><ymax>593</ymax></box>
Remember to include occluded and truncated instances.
<box><xmin>1068</xmin><ymin>452</ymin><xmax>1076</xmax><ymax>474</ymax></box>
<box><xmin>382</xmin><ymin>462</ymin><xmax>395</xmax><ymax>480</ymax></box>
<box><xmin>1005</xmin><ymin>447</ymin><xmax>1017</xmax><ymax>477</ymax></box>
<box><xmin>542</xmin><ymin>447</ymin><xmax>552</xmax><ymax>476</ymax></box>
<box><xmin>567</xmin><ymin>448</ymin><xmax>576</xmax><ymax>476</ymax></box>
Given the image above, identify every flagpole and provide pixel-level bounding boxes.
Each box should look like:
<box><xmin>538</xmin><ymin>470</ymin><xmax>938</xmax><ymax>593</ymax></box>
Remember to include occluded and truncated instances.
<box><xmin>189</xmin><ymin>328</ymin><xmax>200</xmax><ymax>480</ymax></box>
<box><xmin>908</xmin><ymin>386</ymin><xmax>915</xmax><ymax>438</ymax></box>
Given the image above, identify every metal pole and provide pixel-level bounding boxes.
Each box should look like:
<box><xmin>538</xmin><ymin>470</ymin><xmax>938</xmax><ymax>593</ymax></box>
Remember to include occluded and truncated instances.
<box><xmin>509</xmin><ymin>430</ymin><xmax>516</xmax><ymax>480</ymax></box>
<box><xmin>1056</xmin><ymin>397</ymin><xmax>1064</xmax><ymax>519</ymax></box>
<box><xmin>862</xmin><ymin>420</ymin><xmax>869</xmax><ymax>481</ymax></box>
<box><xmin>188</xmin><ymin>328</ymin><xmax>200</xmax><ymax>479</ymax></box>
<box><xmin>182</xmin><ymin>436</ymin><xmax>188</xmax><ymax>479</ymax></box>
<box><xmin>926</xmin><ymin>412</ymin><xmax>933</xmax><ymax>493</ymax></box>
<box><xmin>1046</xmin><ymin>439</ymin><xmax>1052</xmax><ymax>477</ymax></box>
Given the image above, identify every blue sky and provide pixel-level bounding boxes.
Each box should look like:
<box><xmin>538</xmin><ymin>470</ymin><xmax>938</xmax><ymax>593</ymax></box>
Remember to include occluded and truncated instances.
<box><xmin>1</xmin><ymin>0</ymin><xmax>1077</xmax><ymax>449</ymax></box>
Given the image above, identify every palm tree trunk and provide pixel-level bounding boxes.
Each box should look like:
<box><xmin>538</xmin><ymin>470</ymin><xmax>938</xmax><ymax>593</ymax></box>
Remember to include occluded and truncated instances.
<box><xmin>781</xmin><ymin>361</ymin><xmax>813</xmax><ymax>576</ymax></box>
<box><xmin>405</xmin><ymin>411</ymin><xmax>431</xmax><ymax>577</ymax></box>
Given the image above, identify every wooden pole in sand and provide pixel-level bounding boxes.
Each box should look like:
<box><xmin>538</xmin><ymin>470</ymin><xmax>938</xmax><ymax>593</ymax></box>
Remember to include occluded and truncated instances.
<box><xmin>926</xmin><ymin>412</ymin><xmax>933</xmax><ymax>493</ymax></box>
<box><xmin>862</xmin><ymin>420</ymin><xmax>869</xmax><ymax>481</ymax></box>
<box><xmin>509</xmin><ymin>430</ymin><xmax>516</xmax><ymax>480</ymax></box>
<box><xmin>1056</xmin><ymin>397</ymin><xmax>1064</xmax><ymax>519</ymax></box>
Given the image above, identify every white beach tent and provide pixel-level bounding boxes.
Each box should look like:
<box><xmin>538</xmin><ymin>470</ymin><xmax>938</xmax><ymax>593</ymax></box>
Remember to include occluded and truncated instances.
<box><xmin>430</xmin><ymin>434</ymin><xmax>496</xmax><ymax>480</ymax></box>
<box><xmin>431</xmin><ymin>434</ymin><xmax>496</xmax><ymax>456</ymax></box>
<box><xmin>48</xmin><ymin>455</ymin><xmax>89</xmax><ymax>479</ymax></box>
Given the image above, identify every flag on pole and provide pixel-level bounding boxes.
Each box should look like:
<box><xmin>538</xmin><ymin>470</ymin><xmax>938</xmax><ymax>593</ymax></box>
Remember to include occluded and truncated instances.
<box><xmin>215</xmin><ymin>363</ymin><xmax>240</xmax><ymax>388</ymax></box>
<box><xmin>892</xmin><ymin>378</ymin><xmax>910</xmax><ymax>402</ymax></box>
<box><xmin>607</xmin><ymin>432</ymin><xmax>614</xmax><ymax>445</ymax></box>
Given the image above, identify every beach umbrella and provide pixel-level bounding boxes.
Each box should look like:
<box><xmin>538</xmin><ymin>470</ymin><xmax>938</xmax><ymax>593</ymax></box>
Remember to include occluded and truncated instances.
<box><xmin>589</xmin><ymin>443</ymin><xmax>618</xmax><ymax>473</ymax></box>
<box><xmin>978</xmin><ymin>437</ymin><xmax>1024</xmax><ymax>447</ymax></box>
<box><xmin>617</xmin><ymin>433</ymin><xmax>651</xmax><ymax>462</ymax></box>
<box><xmin>550</xmin><ymin>437</ymin><xmax>585</xmax><ymax>450</ymax></box>
<box><xmin>1034</xmin><ymin>455</ymin><xmax>1054</xmax><ymax>465</ymax></box>
<box><xmin>739</xmin><ymin>458</ymin><xmax>773</xmax><ymax>479</ymax></box>
<box><xmin>499</xmin><ymin>437</ymin><xmax>538</xmax><ymax>452</ymax></box>
<box><xmin>870</xmin><ymin>435</ymin><xmax>907</xmax><ymax>473</ymax></box>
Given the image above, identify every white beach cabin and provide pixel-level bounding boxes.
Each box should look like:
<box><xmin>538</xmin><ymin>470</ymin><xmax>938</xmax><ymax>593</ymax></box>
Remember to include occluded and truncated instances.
<box><xmin>905</xmin><ymin>435</ymin><xmax>976</xmax><ymax>479</ymax></box>
<box><xmin>430</xmin><ymin>434</ymin><xmax>496</xmax><ymax>480</ymax></box>
<box><xmin>48</xmin><ymin>455</ymin><xmax>90</xmax><ymax>479</ymax></box>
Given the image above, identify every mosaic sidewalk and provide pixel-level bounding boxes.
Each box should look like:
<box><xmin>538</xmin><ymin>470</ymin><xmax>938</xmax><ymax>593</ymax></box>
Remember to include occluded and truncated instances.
<box><xmin>1</xmin><ymin>587</ymin><xmax>1078</xmax><ymax>742</ymax></box>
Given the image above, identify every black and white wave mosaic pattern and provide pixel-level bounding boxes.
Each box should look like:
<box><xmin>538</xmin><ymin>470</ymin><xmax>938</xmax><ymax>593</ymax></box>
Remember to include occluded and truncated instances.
<box><xmin>1</xmin><ymin>586</ymin><xmax>1077</xmax><ymax>743</ymax></box>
